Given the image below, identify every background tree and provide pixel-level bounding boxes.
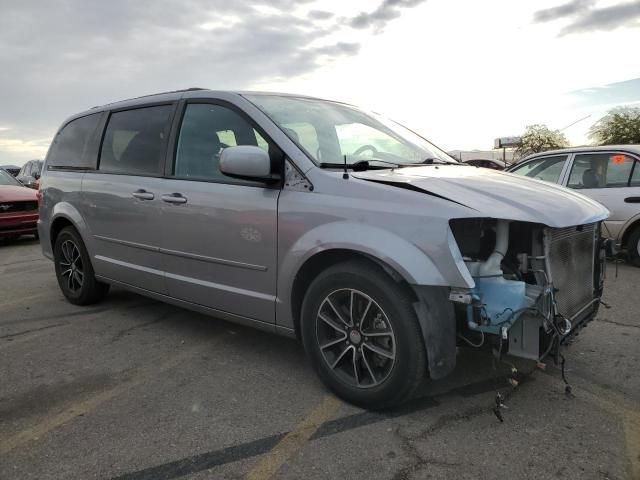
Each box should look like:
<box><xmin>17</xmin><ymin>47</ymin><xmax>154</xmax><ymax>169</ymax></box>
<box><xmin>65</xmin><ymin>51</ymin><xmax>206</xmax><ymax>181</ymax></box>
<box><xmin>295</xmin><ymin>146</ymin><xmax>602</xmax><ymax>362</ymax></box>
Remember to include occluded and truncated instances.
<box><xmin>588</xmin><ymin>106</ymin><xmax>640</xmax><ymax>145</ymax></box>
<box><xmin>515</xmin><ymin>124</ymin><xmax>570</xmax><ymax>159</ymax></box>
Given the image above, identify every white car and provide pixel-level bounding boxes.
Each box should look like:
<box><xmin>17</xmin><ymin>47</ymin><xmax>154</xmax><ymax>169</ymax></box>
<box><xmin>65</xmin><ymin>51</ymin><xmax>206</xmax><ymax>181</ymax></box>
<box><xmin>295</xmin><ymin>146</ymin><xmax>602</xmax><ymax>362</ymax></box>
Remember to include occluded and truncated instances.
<box><xmin>509</xmin><ymin>146</ymin><xmax>640</xmax><ymax>266</ymax></box>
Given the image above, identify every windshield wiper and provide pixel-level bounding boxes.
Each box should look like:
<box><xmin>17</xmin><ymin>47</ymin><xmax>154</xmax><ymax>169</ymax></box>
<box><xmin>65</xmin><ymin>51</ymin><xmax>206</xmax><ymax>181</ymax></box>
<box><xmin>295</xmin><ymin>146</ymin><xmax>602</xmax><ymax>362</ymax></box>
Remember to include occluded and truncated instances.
<box><xmin>318</xmin><ymin>160</ymin><xmax>402</xmax><ymax>171</ymax></box>
<box><xmin>319</xmin><ymin>158</ymin><xmax>459</xmax><ymax>171</ymax></box>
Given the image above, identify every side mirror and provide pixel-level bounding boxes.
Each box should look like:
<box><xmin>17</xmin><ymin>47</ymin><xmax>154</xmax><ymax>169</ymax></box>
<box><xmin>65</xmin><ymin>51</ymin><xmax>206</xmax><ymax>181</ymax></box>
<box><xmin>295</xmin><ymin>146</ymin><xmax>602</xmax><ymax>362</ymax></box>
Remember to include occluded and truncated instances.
<box><xmin>219</xmin><ymin>146</ymin><xmax>273</xmax><ymax>180</ymax></box>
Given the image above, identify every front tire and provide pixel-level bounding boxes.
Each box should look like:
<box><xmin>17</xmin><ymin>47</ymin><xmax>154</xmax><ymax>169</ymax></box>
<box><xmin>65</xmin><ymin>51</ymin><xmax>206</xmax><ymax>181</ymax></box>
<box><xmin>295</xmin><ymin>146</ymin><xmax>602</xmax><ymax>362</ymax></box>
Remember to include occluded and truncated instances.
<box><xmin>627</xmin><ymin>227</ymin><xmax>640</xmax><ymax>267</ymax></box>
<box><xmin>301</xmin><ymin>260</ymin><xmax>426</xmax><ymax>409</ymax></box>
<box><xmin>54</xmin><ymin>226</ymin><xmax>109</xmax><ymax>305</ymax></box>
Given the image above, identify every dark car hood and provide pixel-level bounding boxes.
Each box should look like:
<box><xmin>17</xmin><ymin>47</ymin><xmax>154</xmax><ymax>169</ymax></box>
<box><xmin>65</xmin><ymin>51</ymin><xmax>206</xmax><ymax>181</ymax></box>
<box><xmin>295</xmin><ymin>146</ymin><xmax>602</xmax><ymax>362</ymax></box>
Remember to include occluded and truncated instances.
<box><xmin>0</xmin><ymin>185</ymin><xmax>38</xmax><ymax>203</ymax></box>
<box><xmin>353</xmin><ymin>165</ymin><xmax>609</xmax><ymax>227</ymax></box>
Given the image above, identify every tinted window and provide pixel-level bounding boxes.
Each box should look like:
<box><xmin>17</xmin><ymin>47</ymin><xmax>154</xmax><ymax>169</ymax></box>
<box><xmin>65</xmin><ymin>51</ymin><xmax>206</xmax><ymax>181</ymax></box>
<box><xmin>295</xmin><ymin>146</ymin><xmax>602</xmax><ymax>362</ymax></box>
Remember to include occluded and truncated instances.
<box><xmin>48</xmin><ymin>114</ymin><xmax>101</xmax><ymax>169</ymax></box>
<box><xmin>510</xmin><ymin>155</ymin><xmax>567</xmax><ymax>183</ymax></box>
<box><xmin>99</xmin><ymin>106</ymin><xmax>173</xmax><ymax>175</ymax></box>
<box><xmin>568</xmin><ymin>153</ymin><xmax>634</xmax><ymax>189</ymax></box>
<box><xmin>631</xmin><ymin>161</ymin><xmax>640</xmax><ymax>186</ymax></box>
<box><xmin>0</xmin><ymin>169</ymin><xmax>20</xmax><ymax>186</ymax></box>
<box><xmin>174</xmin><ymin>103</ymin><xmax>271</xmax><ymax>182</ymax></box>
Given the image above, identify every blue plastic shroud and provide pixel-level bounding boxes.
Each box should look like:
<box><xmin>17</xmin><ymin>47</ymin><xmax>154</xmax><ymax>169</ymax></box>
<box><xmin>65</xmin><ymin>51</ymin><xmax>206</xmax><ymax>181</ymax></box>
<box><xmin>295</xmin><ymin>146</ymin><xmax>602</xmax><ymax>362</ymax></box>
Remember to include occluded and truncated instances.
<box><xmin>466</xmin><ymin>276</ymin><xmax>531</xmax><ymax>334</ymax></box>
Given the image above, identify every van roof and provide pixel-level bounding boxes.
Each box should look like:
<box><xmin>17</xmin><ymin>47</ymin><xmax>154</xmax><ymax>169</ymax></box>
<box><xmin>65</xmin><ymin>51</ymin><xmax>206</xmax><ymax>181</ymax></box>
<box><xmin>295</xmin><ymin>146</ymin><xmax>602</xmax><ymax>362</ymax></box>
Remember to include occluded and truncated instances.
<box><xmin>514</xmin><ymin>145</ymin><xmax>640</xmax><ymax>166</ymax></box>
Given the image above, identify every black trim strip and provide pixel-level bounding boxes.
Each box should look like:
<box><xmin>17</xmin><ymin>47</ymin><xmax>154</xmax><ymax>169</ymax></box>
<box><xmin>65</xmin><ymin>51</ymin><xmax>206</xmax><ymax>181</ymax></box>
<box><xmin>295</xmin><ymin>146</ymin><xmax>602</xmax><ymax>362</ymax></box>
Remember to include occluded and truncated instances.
<box><xmin>363</xmin><ymin>179</ymin><xmax>474</xmax><ymax>209</ymax></box>
<box><xmin>93</xmin><ymin>235</ymin><xmax>268</xmax><ymax>271</ymax></box>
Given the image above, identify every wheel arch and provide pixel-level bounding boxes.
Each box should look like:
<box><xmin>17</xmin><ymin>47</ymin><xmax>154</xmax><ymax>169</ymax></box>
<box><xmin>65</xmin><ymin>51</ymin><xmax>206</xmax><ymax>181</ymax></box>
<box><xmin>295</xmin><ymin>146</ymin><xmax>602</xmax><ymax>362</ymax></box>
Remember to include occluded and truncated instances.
<box><xmin>49</xmin><ymin>202</ymin><xmax>91</xmax><ymax>250</ymax></box>
<box><xmin>289</xmin><ymin>248</ymin><xmax>418</xmax><ymax>339</ymax></box>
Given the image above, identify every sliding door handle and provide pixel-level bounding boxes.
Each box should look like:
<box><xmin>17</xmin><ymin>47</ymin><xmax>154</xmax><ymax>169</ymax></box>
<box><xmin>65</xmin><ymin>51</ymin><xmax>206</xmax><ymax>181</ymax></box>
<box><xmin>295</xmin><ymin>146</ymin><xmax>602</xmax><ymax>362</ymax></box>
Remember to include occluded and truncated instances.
<box><xmin>132</xmin><ymin>190</ymin><xmax>154</xmax><ymax>200</ymax></box>
<box><xmin>161</xmin><ymin>193</ymin><xmax>188</xmax><ymax>204</ymax></box>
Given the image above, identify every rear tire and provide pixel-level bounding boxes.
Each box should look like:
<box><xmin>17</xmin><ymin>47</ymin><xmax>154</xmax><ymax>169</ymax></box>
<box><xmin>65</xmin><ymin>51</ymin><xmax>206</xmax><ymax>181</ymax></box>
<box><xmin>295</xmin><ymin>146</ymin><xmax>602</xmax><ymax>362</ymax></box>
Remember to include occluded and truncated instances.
<box><xmin>301</xmin><ymin>260</ymin><xmax>426</xmax><ymax>409</ymax></box>
<box><xmin>628</xmin><ymin>227</ymin><xmax>640</xmax><ymax>267</ymax></box>
<box><xmin>54</xmin><ymin>226</ymin><xmax>109</xmax><ymax>305</ymax></box>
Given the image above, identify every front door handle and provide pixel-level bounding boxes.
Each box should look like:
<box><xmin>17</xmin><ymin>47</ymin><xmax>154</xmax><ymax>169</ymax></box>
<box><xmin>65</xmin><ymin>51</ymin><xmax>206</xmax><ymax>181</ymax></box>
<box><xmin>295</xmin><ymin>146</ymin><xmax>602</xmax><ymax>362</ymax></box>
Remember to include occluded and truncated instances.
<box><xmin>132</xmin><ymin>189</ymin><xmax>154</xmax><ymax>200</ymax></box>
<box><xmin>161</xmin><ymin>193</ymin><xmax>188</xmax><ymax>204</ymax></box>
<box><xmin>624</xmin><ymin>197</ymin><xmax>640</xmax><ymax>203</ymax></box>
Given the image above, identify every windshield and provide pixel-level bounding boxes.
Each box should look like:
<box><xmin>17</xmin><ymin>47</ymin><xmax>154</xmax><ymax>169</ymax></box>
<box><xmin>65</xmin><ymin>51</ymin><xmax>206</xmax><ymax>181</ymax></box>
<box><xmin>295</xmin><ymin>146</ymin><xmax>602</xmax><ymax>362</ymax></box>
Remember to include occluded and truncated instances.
<box><xmin>244</xmin><ymin>94</ymin><xmax>456</xmax><ymax>167</ymax></box>
<box><xmin>0</xmin><ymin>169</ymin><xmax>21</xmax><ymax>186</ymax></box>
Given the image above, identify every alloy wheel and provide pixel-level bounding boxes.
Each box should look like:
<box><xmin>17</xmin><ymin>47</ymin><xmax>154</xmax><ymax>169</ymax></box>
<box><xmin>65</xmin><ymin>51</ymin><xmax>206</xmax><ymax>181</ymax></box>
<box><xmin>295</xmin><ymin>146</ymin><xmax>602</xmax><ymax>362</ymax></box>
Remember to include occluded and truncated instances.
<box><xmin>316</xmin><ymin>288</ymin><xmax>396</xmax><ymax>389</ymax></box>
<box><xmin>59</xmin><ymin>239</ymin><xmax>84</xmax><ymax>293</ymax></box>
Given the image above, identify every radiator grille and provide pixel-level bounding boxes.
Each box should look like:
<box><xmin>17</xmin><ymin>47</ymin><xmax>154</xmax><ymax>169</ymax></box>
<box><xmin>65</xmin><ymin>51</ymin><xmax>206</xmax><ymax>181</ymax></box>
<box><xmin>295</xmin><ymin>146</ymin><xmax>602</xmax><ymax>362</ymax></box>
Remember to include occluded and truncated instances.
<box><xmin>0</xmin><ymin>201</ymin><xmax>38</xmax><ymax>213</ymax></box>
<box><xmin>547</xmin><ymin>223</ymin><xmax>596</xmax><ymax>318</ymax></box>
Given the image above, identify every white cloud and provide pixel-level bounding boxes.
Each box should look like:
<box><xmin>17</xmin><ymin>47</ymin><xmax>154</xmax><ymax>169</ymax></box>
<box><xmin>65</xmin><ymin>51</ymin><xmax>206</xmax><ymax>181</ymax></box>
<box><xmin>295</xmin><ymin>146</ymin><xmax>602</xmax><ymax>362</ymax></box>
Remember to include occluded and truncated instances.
<box><xmin>1</xmin><ymin>0</ymin><xmax>639</xmax><ymax>162</ymax></box>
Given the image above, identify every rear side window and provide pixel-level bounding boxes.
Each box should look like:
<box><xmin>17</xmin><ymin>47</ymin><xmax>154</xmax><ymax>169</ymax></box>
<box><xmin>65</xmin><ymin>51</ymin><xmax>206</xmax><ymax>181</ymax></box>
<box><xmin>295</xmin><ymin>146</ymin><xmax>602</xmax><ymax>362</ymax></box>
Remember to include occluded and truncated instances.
<box><xmin>47</xmin><ymin>113</ymin><xmax>102</xmax><ymax>169</ymax></box>
<box><xmin>99</xmin><ymin>105</ymin><xmax>173</xmax><ymax>176</ymax></box>
<box><xmin>568</xmin><ymin>153</ymin><xmax>635</xmax><ymax>189</ymax></box>
<box><xmin>510</xmin><ymin>155</ymin><xmax>568</xmax><ymax>183</ymax></box>
<box><xmin>631</xmin><ymin>161</ymin><xmax>640</xmax><ymax>186</ymax></box>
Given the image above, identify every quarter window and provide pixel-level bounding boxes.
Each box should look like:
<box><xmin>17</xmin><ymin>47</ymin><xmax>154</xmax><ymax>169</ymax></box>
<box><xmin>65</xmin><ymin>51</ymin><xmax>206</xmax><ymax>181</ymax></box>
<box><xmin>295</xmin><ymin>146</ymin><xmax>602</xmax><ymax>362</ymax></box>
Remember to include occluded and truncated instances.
<box><xmin>510</xmin><ymin>155</ymin><xmax>568</xmax><ymax>184</ymax></box>
<box><xmin>567</xmin><ymin>153</ymin><xmax>635</xmax><ymax>189</ymax></box>
<box><xmin>47</xmin><ymin>113</ymin><xmax>102</xmax><ymax>169</ymax></box>
<box><xmin>174</xmin><ymin>103</ymin><xmax>272</xmax><ymax>182</ymax></box>
<box><xmin>99</xmin><ymin>105</ymin><xmax>173</xmax><ymax>175</ymax></box>
<box><xmin>631</xmin><ymin>161</ymin><xmax>640</xmax><ymax>186</ymax></box>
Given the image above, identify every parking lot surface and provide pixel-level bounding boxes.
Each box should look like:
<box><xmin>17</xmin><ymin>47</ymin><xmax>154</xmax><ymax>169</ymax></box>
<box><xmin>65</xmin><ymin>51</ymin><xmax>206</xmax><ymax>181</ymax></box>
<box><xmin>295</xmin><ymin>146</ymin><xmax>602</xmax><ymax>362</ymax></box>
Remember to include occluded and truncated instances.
<box><xmin>1</xmin><ymin>237</ymin><xmax>639</xmax><ymax>480</ymax></box>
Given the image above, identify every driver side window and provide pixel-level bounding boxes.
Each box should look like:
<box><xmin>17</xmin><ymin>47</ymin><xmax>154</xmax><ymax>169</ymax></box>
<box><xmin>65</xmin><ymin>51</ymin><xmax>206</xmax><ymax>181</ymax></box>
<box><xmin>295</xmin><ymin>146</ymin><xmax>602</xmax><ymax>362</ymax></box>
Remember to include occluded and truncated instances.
<box><xmin>510</xmin><ymin>155</ymin><xmax>567</xmax><ymax>184</ymax></box>
<box><xmin>174</xmin><ymin>103</ymin><xmax>274</xmax><ymax>183</ymax></box>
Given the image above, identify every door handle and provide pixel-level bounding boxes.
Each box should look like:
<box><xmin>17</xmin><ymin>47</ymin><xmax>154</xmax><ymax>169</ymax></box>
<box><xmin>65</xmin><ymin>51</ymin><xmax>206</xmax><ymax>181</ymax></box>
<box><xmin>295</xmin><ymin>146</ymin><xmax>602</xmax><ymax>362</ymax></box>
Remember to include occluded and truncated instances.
<box><xmin>161</xmin><ymin>193</ymin><xmax>188</xmax><ymax>204</ymax></box>
<box><xmin>132</xmin><ymin>189</ymin><xmax>154</xmax><ymax>200</ymax></box>
<box><xmin>624</xmin><ymin>197</ymin><xmax>640</xmax><ymax>203</ymax></box>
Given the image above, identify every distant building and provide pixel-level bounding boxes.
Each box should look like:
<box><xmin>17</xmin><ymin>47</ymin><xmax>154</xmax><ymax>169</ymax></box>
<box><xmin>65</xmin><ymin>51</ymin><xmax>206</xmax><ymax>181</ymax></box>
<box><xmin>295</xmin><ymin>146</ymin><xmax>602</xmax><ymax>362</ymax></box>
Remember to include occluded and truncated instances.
<box><xmin>448</xmin><ymin>149</ymin><xmax>516</xmax><ymax>166</ymax></box>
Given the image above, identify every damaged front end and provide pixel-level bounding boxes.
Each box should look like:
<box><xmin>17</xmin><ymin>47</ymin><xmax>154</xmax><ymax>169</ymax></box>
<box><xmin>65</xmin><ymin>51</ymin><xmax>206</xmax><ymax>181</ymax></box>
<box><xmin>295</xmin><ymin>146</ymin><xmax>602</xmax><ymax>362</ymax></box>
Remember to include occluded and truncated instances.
<box><xmin>449</xmin><ymin>218</ymin><xmax>607</xmax><ymax>362</ymax></box>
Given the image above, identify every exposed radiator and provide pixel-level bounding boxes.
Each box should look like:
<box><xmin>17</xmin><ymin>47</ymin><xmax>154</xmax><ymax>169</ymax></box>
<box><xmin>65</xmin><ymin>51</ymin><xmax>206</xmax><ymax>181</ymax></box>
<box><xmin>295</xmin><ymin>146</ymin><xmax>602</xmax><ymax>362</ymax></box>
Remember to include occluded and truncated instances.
<box><xmin>545</xmin><ymin>223</ymin><xmax>597</xmax><ymax>319</ymax></box>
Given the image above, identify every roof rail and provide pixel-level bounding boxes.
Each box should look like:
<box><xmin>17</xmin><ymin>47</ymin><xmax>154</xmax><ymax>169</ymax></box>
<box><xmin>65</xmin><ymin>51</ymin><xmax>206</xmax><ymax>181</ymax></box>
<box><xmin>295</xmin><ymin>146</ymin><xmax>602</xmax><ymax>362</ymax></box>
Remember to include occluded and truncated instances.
<box><xmin>91</xmin><ymin>87</ymin><xmax>208</xmax><ymax>109</ymax></box>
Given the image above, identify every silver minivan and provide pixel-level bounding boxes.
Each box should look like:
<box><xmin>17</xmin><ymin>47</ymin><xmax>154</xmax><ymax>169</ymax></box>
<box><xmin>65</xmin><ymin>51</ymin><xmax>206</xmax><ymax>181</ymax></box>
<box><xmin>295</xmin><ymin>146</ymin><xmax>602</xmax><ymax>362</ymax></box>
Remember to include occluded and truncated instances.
<box><xmin>39</xmin><ymin>89</ymin><xmax>608</xmax><ymax>407</ymax></box>
<box><xmin>508</xmin><ymin>146</ymin><xmax>640</xmax><ymax>266</ymax></box>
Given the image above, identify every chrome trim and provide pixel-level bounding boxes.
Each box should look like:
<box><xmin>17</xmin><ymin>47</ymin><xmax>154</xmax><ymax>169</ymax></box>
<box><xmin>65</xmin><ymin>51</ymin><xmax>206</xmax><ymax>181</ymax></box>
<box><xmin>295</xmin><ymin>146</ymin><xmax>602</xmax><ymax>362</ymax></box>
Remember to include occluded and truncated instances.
<box><xmin>94</xmin><ymin>255</ymin><xmax>274</xmax><ymax>301</ymax></box>
<box><xmin>94</xmin><ymin>275</ymin><xmax>278</xmax><ymax>335</ymax></box>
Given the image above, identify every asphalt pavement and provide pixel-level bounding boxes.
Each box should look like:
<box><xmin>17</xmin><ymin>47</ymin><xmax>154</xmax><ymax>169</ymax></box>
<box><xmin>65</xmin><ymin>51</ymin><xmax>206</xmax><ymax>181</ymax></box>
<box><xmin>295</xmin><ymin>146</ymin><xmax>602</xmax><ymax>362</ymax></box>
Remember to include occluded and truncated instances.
<box><xmin>1</xmin><ymin>237</ymin><xmax>638</xmax><ymax>480</ymax></box>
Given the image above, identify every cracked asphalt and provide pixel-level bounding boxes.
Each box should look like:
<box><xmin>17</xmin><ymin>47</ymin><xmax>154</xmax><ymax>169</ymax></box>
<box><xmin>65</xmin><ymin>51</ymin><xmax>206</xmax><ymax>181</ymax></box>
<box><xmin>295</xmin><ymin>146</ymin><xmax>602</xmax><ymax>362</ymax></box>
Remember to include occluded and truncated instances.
<box><xmin>1</xmin><ymin>237</ymin><xmax>639</xmax><ymax>480</ymax></box>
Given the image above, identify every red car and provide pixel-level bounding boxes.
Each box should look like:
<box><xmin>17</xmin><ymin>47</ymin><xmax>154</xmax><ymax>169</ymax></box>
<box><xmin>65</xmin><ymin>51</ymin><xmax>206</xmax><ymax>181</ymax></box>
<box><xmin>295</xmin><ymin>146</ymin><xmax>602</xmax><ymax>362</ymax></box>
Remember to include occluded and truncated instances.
<box><xmin>0</xmin><ymin>169</ymin><xmax>39</xmax><ymax>240</ymax></box>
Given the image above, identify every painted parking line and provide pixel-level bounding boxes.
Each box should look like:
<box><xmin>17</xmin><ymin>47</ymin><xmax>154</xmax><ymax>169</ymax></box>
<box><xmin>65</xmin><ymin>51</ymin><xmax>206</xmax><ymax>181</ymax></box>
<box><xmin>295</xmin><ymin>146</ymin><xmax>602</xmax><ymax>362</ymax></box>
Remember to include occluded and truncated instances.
<box><xmin>109</xmin><ymin>375</ymin><xmax>509</xmax><ymax>480</ymax></box>
<box><xmin>0</xmin><ymin>342</ymin><xmax>209</xmax><ymax>456</ymax></box>
<box><xmin>244</xmin><ymin>395</ymin><xmax>341</xmax><ymax>480</ymax></box>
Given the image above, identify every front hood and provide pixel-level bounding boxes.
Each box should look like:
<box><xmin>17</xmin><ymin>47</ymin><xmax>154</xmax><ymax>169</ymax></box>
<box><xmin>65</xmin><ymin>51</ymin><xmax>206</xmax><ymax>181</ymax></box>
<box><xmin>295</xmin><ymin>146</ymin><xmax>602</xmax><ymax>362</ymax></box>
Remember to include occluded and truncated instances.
<box><xmin>353</xmin><ymin>165</ymin><xmax>609</xmax><ymax>227</ymax></box>
<box><xmin>0</xmin><ymin>185</ymin><xmax>38</xmax><ymax>202</ymax></box>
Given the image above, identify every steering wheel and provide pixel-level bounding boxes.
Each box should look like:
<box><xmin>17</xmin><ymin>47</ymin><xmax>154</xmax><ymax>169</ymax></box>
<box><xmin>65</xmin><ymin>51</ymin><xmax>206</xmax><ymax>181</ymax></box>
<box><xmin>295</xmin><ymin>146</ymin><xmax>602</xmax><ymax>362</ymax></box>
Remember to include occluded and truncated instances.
<box><xmin>353</xmin><ymin>144</ymin><xmax>379</xmax><ymax>157</ymax></box>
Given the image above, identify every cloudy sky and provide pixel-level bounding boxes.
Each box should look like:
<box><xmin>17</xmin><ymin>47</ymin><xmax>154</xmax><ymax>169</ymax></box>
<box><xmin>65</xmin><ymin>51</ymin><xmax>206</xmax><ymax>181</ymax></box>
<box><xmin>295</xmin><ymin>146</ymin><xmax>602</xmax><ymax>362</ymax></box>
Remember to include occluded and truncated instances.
<box><xmin>1</xmin><ymin>0</ymin><xmax>639</xmax><ymax>165</ymax></box>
